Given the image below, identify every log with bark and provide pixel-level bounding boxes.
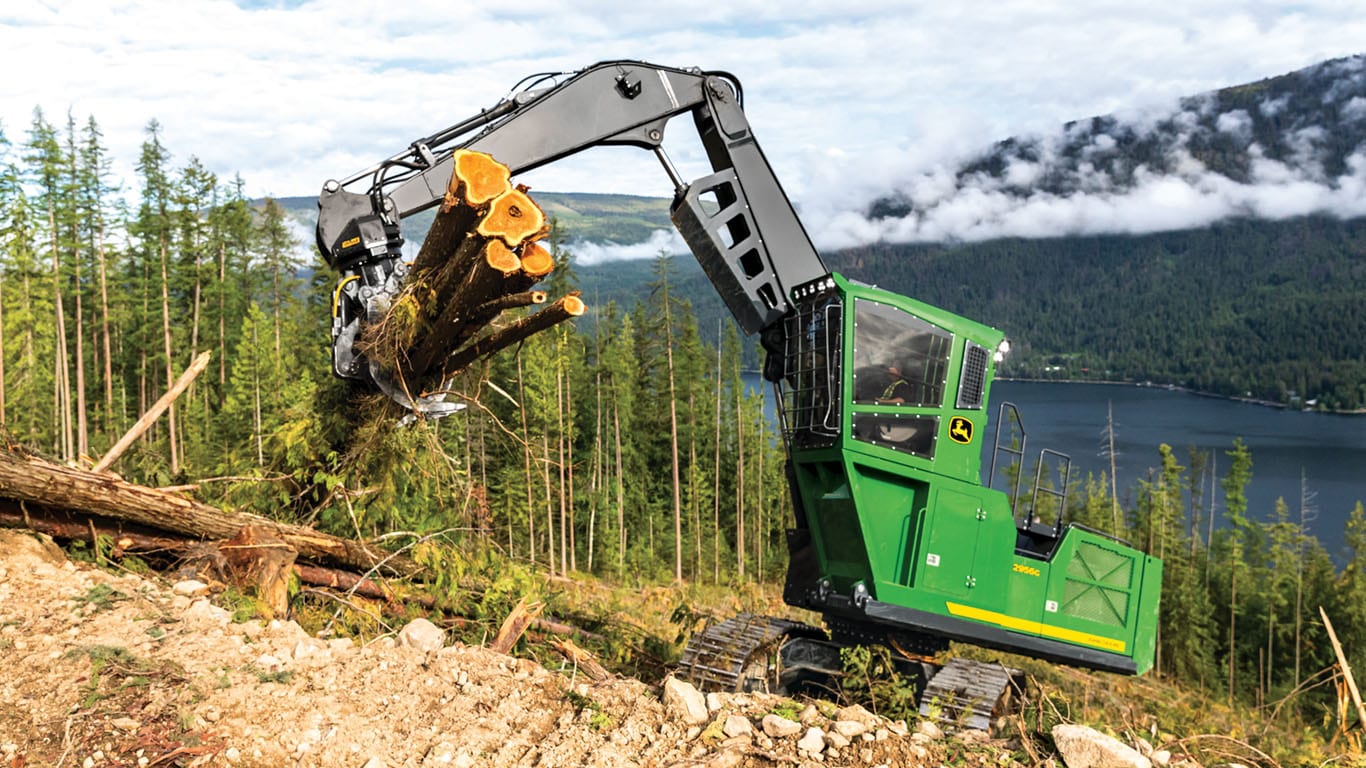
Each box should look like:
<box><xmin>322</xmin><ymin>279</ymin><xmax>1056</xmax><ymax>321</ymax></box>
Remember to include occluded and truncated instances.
<box><xmin>353</xmin><ymin>149</ymin><xmax>586</xmax><ymax>400</ymax></box>
<box><xmin>0</xmin><ymin>448</ymin><xmax>420</xmax><ymax>577</ymax></box>
<box><xmin>1</xmin><ymin>491</ymin><xmax>621</xmax><ymax>674</ymax></box>
<box><xmin>0</xmin><ymin>501</ymin><xmax>403</xmax><ymax>606</ymax></box>
<box><xmin>490</xmin><ymin>594</ymin><xmax>545</xmax><ymax>655</ymax></box>
<box><xmin>551</xmin><ymin>637</ymin><xmax>612</xmax><ymax>681</ymax></box>
<box><xmin>441</xmin><ymin>293</ymin><xmax>586</xmax><ymax>374</ymax></box>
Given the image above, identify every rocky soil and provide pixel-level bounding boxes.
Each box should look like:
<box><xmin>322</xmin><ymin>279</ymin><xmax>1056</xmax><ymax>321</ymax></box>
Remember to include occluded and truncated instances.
<box><xmin>0</xmin><ymin>529</ymin><xmax>1019</xmax><ymax>768</ymax></box>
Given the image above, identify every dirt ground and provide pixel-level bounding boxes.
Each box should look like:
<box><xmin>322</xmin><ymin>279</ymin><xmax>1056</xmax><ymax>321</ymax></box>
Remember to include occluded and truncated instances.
<box><xmin>0</xmin><ymin>530</ymin><xmax>1017</xmax><ymax>768</ymax></box>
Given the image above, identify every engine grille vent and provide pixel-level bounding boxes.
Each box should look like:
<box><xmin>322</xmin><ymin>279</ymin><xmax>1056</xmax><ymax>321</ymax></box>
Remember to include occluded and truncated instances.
<box><xmin>957</xmin><ymin>342</ymin><xmax>989</xmax><ymax>410</ymax></box>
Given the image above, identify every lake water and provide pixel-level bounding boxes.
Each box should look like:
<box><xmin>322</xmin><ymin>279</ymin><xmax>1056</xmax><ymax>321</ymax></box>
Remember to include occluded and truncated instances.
<box><xmin>989</xmin><ymin>381</ymin><xmax>1365</xmax><ymax>546</ymax></box>
<box><xmin>746</xmin><ymin>376</ymin><xmax>1365</xmax><ymax>546</ymax></box>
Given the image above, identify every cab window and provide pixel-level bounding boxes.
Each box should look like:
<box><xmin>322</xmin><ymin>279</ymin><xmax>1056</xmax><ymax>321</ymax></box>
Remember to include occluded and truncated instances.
<box><xmin>851</xmin><ymin>299</ymin><xmax>952</xmax><ymax>408</ymax></box>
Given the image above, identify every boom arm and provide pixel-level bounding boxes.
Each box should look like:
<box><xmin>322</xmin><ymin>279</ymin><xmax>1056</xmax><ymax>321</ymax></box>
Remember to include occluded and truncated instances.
<box><xmin>317</xmin><ymin>63</ymin><xmax>829</xmax><ymax>405</ymax></box>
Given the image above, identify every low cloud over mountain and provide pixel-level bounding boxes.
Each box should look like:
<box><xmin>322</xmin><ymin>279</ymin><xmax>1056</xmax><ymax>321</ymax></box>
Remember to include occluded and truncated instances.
<box><xmin>806</xmin><ymin>54</ymin><xmax>1366</xmax><ymax>248</ymax></box>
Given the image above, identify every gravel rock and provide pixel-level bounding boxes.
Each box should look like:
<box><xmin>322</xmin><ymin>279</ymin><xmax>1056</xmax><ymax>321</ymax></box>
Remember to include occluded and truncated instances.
<box><xmin>797</xmin><ymin>727</ymin><xmax>826</xmax><ymax>754</ymax></box>
<box><xmin>662</xmin><ymin>676</ymin><xmax>709</xmax><ymax>725</ymax></box>
<box><xmin>397</xmin><ymin>618</ymin><xmax>445</xmax><ymax>654</ymax></box>
<box><xmin>835</xmin><ymin>703</ymin><xmax>879</xmax><ymax>728</ymax></box>
<box><xmin>707</xmin><ymin>749</ymin><xmax>744</xmax><ymax>768</ymax></box>
<box><xmin>833</xmin><ymin>719</ymin><xmax>867</xmax><ymax>738</ymax></box>
<box><xmin>723</xmin><ymin>714</ymin><xmax>752</xmax><ymax>738</ymax></box>
<box><xmin>172</xmin><ymin>579</ymin><xmax>210</xmax><ymax>597</ymax></box>
<box><xmin>1052</xmin><ymin>723</ymin><xmax>1152</xmax><ymax>768</ymax></box>
<box><xmin>761</xmin><ymin>714</ymin><xmax>802</xmax><ymax>738</ymax></box>
<box><xmin>916</xmin><ymin>719</ymin><xmax>944</xmax><ymax>739</ymax></box>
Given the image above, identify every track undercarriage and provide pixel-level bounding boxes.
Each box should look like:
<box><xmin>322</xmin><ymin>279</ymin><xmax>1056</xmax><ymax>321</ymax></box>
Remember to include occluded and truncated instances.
<box><xmin>678</xmin><ymin>613</ymin><xmax>1023</xmax><ymax>731</ymax></box>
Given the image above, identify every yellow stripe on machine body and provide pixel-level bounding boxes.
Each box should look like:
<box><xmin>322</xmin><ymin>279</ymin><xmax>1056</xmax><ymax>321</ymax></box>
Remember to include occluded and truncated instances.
<box><xmin>945</xmin><ymin>601</ymin><xmax>1127</xmax><ymax>654</ymax></box>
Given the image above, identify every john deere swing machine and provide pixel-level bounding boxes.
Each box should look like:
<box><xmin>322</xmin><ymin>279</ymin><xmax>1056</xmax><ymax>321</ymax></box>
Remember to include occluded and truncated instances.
<box><xmin>315</xmin><ymin>60</ymin><xmax>1163</xmax><ymax>728</ymax></box>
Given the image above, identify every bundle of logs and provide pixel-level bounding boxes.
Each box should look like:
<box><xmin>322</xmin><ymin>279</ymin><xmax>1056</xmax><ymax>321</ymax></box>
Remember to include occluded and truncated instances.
<box><xmin>361</xmin><ymin>149</ymin><xmax>585</xmax><ymax>397</ymax></box>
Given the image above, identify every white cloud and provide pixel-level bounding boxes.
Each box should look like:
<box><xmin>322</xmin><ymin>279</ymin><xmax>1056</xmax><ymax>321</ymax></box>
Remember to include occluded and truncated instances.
<box><xmin>3</xmin><ymin>0</ymin><xmax>1366</xmax><ymax>262</ymax></box>
<box><xmin>566</xmin><ymin>229</ymin><xmax>687</xmax><ymax>266</ymax></box>
<box><xmin>1216</xmin><ymin>109</ymin><xmax>1253</xmax><ymax>140</ymax></box>
<box><xmin>1345</xmin><ymin>96</ymin><xmax>1366</xmax><ymax>121</ymax></box>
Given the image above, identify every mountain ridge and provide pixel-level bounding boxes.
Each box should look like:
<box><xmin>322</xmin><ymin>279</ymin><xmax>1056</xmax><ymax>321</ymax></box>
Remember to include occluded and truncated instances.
<box><xmin>276</xmin><ymin>54</ymin><xmax>1366</xmax><ymax>407</ymax></box>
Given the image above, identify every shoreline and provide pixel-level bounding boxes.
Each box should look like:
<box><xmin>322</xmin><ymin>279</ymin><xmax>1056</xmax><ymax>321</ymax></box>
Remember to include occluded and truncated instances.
<box><xmin>996</xmin><ymin>377</ymin><xmax>1366</xmax><ymax>415</ymax></box>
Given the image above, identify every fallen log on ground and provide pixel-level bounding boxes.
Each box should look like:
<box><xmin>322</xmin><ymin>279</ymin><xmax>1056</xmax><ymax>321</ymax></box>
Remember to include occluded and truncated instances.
<box><xmin>0</xmin><ymin>500</ymin><xmax>413</xmax><ymax>606</ymax></box>
<box><xmin>0</xmin><ymin>449</ymin><xmax>420</xmax><ymax>577</ymax></box>
<box><xmin>551</xmin><ymin>637</ymin><xmax>611</xmax><ymax>681</ymax></box>
<box><xmin>2</xmin><ymin>496</ymin><xmax>625</xmax><ymax>676</ymax></box>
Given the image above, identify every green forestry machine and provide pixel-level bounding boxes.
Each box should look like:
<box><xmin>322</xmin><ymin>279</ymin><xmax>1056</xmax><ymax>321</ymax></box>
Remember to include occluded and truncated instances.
<box><xmin>315</xmin><ymin>61</ymin><xmax>1163</xmax><ymax>728</ymax></box>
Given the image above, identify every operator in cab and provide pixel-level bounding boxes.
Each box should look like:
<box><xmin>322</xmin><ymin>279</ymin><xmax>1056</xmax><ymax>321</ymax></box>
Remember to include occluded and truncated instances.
<box><xmin>877</xmin><ymin>363</ymin><xmax>910</xmax><ymax>405</ymax></box>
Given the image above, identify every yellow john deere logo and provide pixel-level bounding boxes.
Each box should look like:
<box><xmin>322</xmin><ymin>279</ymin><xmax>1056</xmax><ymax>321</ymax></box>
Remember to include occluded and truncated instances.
<box><xmin>948</xmin><ymin>416</ymin><xmax>974</xmax><ymax>445</ymax></box>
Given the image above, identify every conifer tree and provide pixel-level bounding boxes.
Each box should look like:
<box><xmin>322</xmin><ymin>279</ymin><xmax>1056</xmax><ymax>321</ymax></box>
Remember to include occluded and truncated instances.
<box><xmin>77</xmin><ymin>116</ymin><xmax>119</xmax><ymax>439</ymax></box>
<box><xmin>25</xmin><ymin>109</ymin><xmax>74</xmax><ymax>459</ymax></box>
<box><xmin>132</xmin><ymin>120</ymin><xmax>178</xmax><ymax>471</ymax></box>
<box><xmin>1219</xmin><ymin>437</ymin><xmax>1254</xmax><ymax>703</ymax></box>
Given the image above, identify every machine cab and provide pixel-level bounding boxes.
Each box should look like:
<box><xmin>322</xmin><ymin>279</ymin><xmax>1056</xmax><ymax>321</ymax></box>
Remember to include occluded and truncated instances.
<box><xmin>773</xmin><ymin>274</ymin><xmax>1162</xmax><ymax>676</ymax></box>
<box><xmin>776</xmin><ymin>273</ymin><xmax>1003</xmax><ymax>481</ymax></box>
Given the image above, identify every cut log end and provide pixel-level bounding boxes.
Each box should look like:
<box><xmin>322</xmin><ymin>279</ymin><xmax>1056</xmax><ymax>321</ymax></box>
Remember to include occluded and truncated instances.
<box><xmin>451</xmin><ymin>149</ymin><xmax>512</xmax><ymax>207</ymax></box>
<box><xmin>562</xmin><ymin>294</ymin><xmax>586</xmax><ymax>317</ymax></box>
<box><xmin>519</xmin><ymin>241</ymin><xmax>556</xmax><ymax>279</ymax></box>
<box><xmin>476</xmin><ymin>188</ymin><xmax>547</xmax><ymax>248</ymax></box>
<box><xmin>484</xmin><ymin>240</ymin><xmax>523</xmax><ymax>276</ymax></box>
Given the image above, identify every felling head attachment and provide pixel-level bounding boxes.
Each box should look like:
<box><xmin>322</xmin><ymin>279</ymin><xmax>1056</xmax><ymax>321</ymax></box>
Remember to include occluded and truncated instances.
<box><xmin>316</xmin><ymin>183</ymin><xmax>403</xmax><ymax>270</ymax></box>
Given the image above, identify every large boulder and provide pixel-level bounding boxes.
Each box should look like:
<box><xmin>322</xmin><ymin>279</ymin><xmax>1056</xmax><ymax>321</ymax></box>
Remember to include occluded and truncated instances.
<box><xmin>1052</xmin><ymin>724</ymin><xmax>1151</xmax><ymax>768</ymax></box>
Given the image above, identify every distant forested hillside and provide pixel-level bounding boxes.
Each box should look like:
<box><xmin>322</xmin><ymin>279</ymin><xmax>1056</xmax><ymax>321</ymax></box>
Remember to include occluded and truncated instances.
<box><xmin>284</xmin><ymin>56</ymin><xmax>1366</xmax><ymax>408</ymax></box>
<box><xmin>823</xmin><ymin>215</ymin><xmax>1366</xmax><ymax>409</ymax></box>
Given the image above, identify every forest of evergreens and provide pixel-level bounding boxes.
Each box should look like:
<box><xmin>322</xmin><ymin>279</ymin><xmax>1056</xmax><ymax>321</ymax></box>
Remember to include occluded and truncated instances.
<box><xmin>824</xmin><ymin>217</ymin><xmax>1366</xmax><ymax>410</ymax></box>
<box><xmin>3</xmin><ymin>109</ymin><xmax>1366</xmax><ymax>756</ymax></box>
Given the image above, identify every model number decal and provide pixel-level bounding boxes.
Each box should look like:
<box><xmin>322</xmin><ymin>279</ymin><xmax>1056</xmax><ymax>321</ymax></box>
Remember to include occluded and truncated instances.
<box><xmin>341</xmin><ymin>236</ymin><xmax>361</xmax><ymax>249</ymax></box>
<box><xmin>1013</xmin><ymin>563</ymin><xmax>1040</xmax><ymax>577</ymax></box>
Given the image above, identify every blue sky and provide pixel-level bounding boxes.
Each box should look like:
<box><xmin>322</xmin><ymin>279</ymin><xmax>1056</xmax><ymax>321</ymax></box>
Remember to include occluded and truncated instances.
<box><xmin>3</xmin><ymin>1</ymin><xmax>1365</xmax><ymax>254</ymax></box>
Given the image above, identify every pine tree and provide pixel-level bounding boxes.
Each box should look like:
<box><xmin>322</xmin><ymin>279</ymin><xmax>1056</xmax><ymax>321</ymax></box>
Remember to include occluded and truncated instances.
<box><xmin>0</xmin><ymin>144</ymin><xmax>53</xmax><ymax>446</ymax></box>
<box><xmin>1219</xmin><ymin>437</ymin><xmax>1254</xmax><ymax>703</ymax></box>
<box><xmin>25</xmin><ymin>109</ymin><xmax>74</xmax><ymax>459</ymax></box>
<box><xmin>77</xmin><ymin>116</ymin><xmax>120</xmax><ymax>441</ymax></box>
<box><xmin>255</xmin><ymin>198</ymin><xmax>300</xmax><ymax>356</ymax></box>
<box><xmin>220</xmin><ymin>303</ymin><xmax>275</xmax><ymax>470</ymax></box>
<box><xmin>131</xmin><ymin>120</ymin><xmax>178</xmax><ymax>472</ymax></box>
